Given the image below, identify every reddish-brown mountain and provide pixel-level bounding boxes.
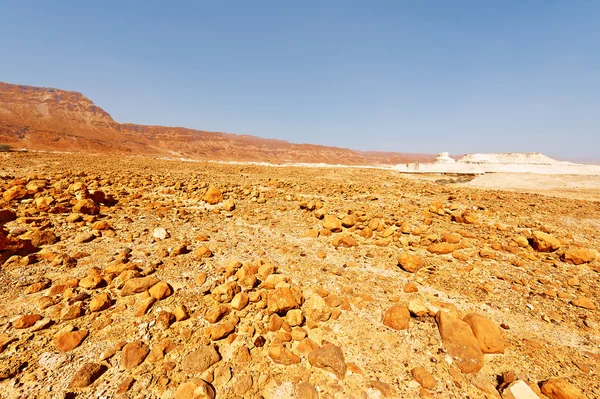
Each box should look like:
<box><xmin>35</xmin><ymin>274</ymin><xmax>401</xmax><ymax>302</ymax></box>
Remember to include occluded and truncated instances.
<box><xmin>0</xmin><ymin>82</ymin><xmax>434</xmax><ymax>165</ymax></box>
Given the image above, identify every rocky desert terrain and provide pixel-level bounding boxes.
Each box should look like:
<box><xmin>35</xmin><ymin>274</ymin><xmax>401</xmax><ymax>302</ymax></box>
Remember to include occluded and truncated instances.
<box><xmin>0</xmin><ymin>152</ymin><xmax>599</xmax><ymax>399</ymax></box>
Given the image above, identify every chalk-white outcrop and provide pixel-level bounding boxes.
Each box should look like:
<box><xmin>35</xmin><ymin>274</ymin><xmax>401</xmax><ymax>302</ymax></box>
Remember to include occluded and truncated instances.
<box><xmin>434</xmin><ymin>152</ymin><xmax>456</xmax><ymax>164</ymax></box>
<box><xmin>394</xmin><ymin>153</ymin><xmax>600</xmax><ymax>175</ymax></box>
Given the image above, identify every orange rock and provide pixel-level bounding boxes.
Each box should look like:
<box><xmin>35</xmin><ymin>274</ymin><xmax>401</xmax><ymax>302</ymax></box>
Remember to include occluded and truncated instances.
<box><xmin>383</xmin><ymin>305</ymin><xmax>410</xmax><ymax>330</ymax></box>
<box><xmin>12</xmin><ymin>314</ymin><xmax>42</xmax><ymax>329</ymax></box>
<box><xmin>411</xmin><ymin>367</ymin><xmax>436</xmax><ymax>390</ymax></box>
<box><xmin>268</xmin><ymin>344</ymin><xmax>301</xmax><ymax>365</ymax></box>
<box><xmin>55</xmin><ymin>330</ymin><xmax>88</xmax><ymax>352</ymax></box>
<box><xmin>435</xmin><ymin>311</ymin><xmax>484</xmax><ymax>373</ymax></box>
<box><xmin>540</xmin><ymin>378</ymin><xmax>586</xmax><ymax>399</ymax></box>
<box><xmin>427</xmin><ymin>242</ymin><xmax>456</xmax><ymax>255</ymax></box>
<box><xmin>561</xmin><ymin>248</ymin><xmax>595</xmax><ymax>265</ymax></box>
<box><xmin>463</xmin><ymin>313</ymin><xmax>505</xmax><ymax>354</ymax></box>
<box><xmin>397</xmin><ymin>253</ymin><xmax>425</xmax><ymax>273</ymax></box>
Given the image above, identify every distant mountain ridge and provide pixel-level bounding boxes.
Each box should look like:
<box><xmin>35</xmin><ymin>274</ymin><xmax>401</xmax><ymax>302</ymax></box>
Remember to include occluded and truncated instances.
<box><xmin>0</xmin><ymin>82</ymin><xmax>435</xmax><ymax>165</ymax></box>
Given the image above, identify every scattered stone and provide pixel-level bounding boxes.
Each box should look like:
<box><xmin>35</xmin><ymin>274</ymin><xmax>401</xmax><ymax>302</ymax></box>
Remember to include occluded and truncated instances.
<box><xmin>530</xmin><ymin>231</ymin><xmax>561</xmax><ymax>252</ymax></box>
<box><xmin>153</xmin><ymin>227</ymin><xmax>169</xmax><ymax>240</ymax></box>
<box><xmin>223</xmin><ymin>198</ymin><xmax>236</xmax><ymax>211</ymax></box>
<box><xmin>89</xmin><ymin>292</ymin><xmax>112</xmax><ymax>312</ymax></box>
<box><xmin>267</xmin><ymin>287</ymin><xmax>302</xmax><ymax>314</ymax></box>
<box><xmin>195</xmin><ymin>246</ymin><xmax>213</xmax><ymax>258</ymax></box>
<box><xmin>332</xmin><ymin>234</ymin><xmax>358</xmax><ymax>248</ymax></box>
<box><xmin>571</xmin><ymin>297</ymin><xmax>596</xmax><ymax>310</ymax></box>
<box><xmin>463</xmin><ymin>313</ymin><xmax>505</xmax><ymax>354</ymax></box>
<box><xmin>540</xmin><ymin>378</ymin><xmax>586</xmax><ymax>399</ymax></box>
<box><xmin>322</xmin><ymin>215</ymin><xmax>342</xmax><ymax>232</ymax></box>
<box><xmin>303</xmin><ymin>294</ymin><xmax>331</xmax><ymax>322</ymax></box>
<box><xmin>308</xmin><ymin>343</ymin><xmax>347</xmax><ymax>379</ymax></box>
<box><xmin>182</xmin><ymin>345</ymin><xmax>221</xmax><ymax>374</ymax></box>
<box><xmin>12</xmin><ymin>314</ymin><xmax>42</xmax><ymax>329</ymax></box>
<box><xmin>427</xmin><ymin>242</ymin><xmax>456</xmax><ymax>255</ymax></box>
<box><xmin>435</xmin><ymin>311</ymin><xmax>484</xmax><ymax>373</ymax></box>
<box><xmin>55</xmin><ymin>330</ymin><xmax>88</xmax><ymax>352</ymax></box>
<box><xmin>503</xmin><ymin>380</ymin><xmax>542</xmax><ymax>399</ymax></box>
<box><xmin>383</xmin><ymin>305</ymin><xmax>410</xmax><ymax>330</ymax></box>
<box><xmin>203</xmin><ymin>186</ymin><xmax>223</xmax><ymax>204</ymax></box>
<box><xmin>410</xmin><ymin>367</ymin><xmax>436</xmax><ymax>390</ymax></box>
<box><xmin>121</xmin><ymin>341</ymin><xmax>150</xmax><ymax>370</ymax></box>
<box><xmin>561</xmin><ymin>248</ymin><xmax>595</xmax><ymax>265</ymax></box>
<box><xmin>120</xmin><ymin>276</ymin><xmax>160</xmax><ymax>296</ymax></box>
<box><xmin>397</xmin><ymin>252</ymin><xmax>425</xmax><ymax>273</ymax></box>
<box><xmin>73</xmin><ymin>199</ymin><xmax>100</xmax><ymax>215</ymax></box>
<box><xmin>268</xmin><ymin>344</ymin><xmax>301</xmax><ymax>365</ymax></box>
<box><xmin>149</xmin><ymin>281</ymin><xmax>173</xmax><ymax>300</ymax></box>
<box><xmin>175</xmin><ymin>380</ymin><xmax>216</xmax><ymax>399</ymax></box>
<box><xmin>68</xmin><ymin>363</ymin><xmax>107</xmax><ymax>388</ymax></box>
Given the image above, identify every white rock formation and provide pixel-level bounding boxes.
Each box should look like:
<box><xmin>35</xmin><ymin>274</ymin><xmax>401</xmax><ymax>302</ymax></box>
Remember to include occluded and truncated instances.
<box><xmin>457</xmin><ymin>153</ymin><xmax>567</xmax><ymax>165</ymax></box>
<box><xmin>434</xmin><ymin>152</ymin><xmax>456</xmax><ymax>164</ymax></box>
<box><xmin>393</xmin><ymin>153</ymin><xmax>600</xmax><ymax>175</ymax></box>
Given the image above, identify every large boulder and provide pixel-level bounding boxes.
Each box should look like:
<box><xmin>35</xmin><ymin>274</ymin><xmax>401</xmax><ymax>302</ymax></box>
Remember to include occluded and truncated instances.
<box><xmin>540</xmin><ymin>378</ymin><xmax>587</xmax><ymax>399</ymax></box>
<box><xmin>530</xmin><ymin>231</ymin><xmax>560</xmax><ymax>252</ymax></box>
<box><xmin>561</xmin><ymin>248</ymin><xmax>595</xmax><ymax>265</ymax></box>
<box><xmin>203</xmin><ymin>186</ymin><xmax>223</xmax><ymax>205</ymax></box>
<box><xmin>463</xmin><ymin>313</ymin><xmax>505</xmax><ymax>354</ymax></box>
<box><xmin>435</xmin><ymin>311</ymin><xmax>484</xmax><ymax>373</ymax></box>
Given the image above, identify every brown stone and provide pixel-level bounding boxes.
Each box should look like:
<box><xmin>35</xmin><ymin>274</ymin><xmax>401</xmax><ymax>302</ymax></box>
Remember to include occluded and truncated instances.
<box><xmin>68</xmin><ymin>363</ymin><xmax>107</xmax><ymax>388</ymax></box>
<box><xmin>204</xmin><ymin>321</ymin><xmax>235</xmax><ymax>341</ymax></box>
<box><xmin>397</xmin><ymin>253</ymin><xmax>425</xmax><ymax>273</ymax></box>
<box><xmin>303</xmin><ymin>294</ymin><xmax>331</xmax><ymax>322</ymax></box>
<box><xmin>267</xmin><ymin>287</ymin><xmax>302</xmax><ymax>314</ymax></box>
<box><xmin>463</xmin><ymin>313</ymin><xmax>505</xmax><ymax>354</ymax></box>
<box><xmin>322</xmin><ymin>215</ymin><xmax>342</xmax><ymax>232</ymax></box>
<box><xmin>12</xmin><ymin>314</ymin><xmax>42</xmax><ymax>329</ymax></box>
<box><xmin>203</xmin><ymin>186</ymin><xmax>223</xmax><ymax>204</ymax></box>
<box><xmin>55</xmin><ymin>330</ymin><xmax>88</xmax><ymax>352</ymax></box>
<box><xmin>383</xmin><ymin>305</ymin><xmax>410</xmax><ymax>330</ymax></box>
<box><xmin>73</xmin><ymin>199</ymin><xmax>100</xmax><ymax>215</ymax></box>
<box><xmin>435</xmin><ymin>311</ymin><xmax>484</xmax><ymax>373</ymax></box>
<box><xmin>121</xmin><ymin>341</ymin><xmax>150</xmax><ymax>370</ymax></box>
<box><xmin>530</xmin><ymin>231</ymin><xmax>561</xmax><ymax>252</ymax></box>
<box><xmin>540</xmin><ymin>378</ymin><xmax>586</xmax><ymax>399</ymax></box>
<box><xmin>561</xmin><ymin>248</ymin><xmax>595</xmax><ymax>265</ymax></box>
<box><xmin>411</xmin><ymin>367</ymin><xmax>436</xmax><ymax>390</ymax></box>
<box><xmin>332</xmin><ymin>234</ymin><xmax>358</xmax><ymax>248</ymax></box>
<box><xmin>308</xmin><ymin>343</ymin><xmax>347</xmax><ymax>379</ymax></box>
<box><xmin>195</xmin><ymin>246</ymin><xmax>213</xmax><ymax>258</ymax></box>
<box><xmin>268</xmin><ymin>344</ymin><xmax>301</xmax><ymax>365</ymax></box>
<box><xmin>175</xmin><ymin>380</ymin><xmax>216</xmax><ymax>399</ymax></box>
<box><xmin>297</xmin><ymin>382</ymin><xmax>319</xmax><ymax>399</ymax></box>
<box><xmin>120</xmin><ymin>276</ymin><xmax>160</xmax><ymax>296</ymax></box>
<box><xmin>571</xmin><ymin>297</ymin><xmax>596</xmax><ymax>310</ymax></box>
<box><xmin>89</xmin><ymin>292</ymin><xmax>112</xmax><ymax>312</ymax></box>
<box><xmin>427</xmin><ymin>242</ymin><xmax>456</xmax><ymax>255</ymax></box>
<box><xmin>182</xmin><ymin>345</ymin><xmax>221</xmax><ymax>374</ymax></box>
<box><xmin>149</xmin><ymin>281</ymin><xmax>173</xmax><ymax>300</ymax></box>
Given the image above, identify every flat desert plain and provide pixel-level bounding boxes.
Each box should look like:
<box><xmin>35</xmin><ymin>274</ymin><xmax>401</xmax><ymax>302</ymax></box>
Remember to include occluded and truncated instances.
<box><xmin>0</xmin><ymin>153</ymin><xmax>598</xmax><ymax>399</ymax></box>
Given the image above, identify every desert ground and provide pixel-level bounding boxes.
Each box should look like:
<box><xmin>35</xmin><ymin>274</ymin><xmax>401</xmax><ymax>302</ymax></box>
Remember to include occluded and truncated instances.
<box><xmin>0</xmin><ymin>153</ymin><xmax>598</xmax><ymax>399</ymax></box>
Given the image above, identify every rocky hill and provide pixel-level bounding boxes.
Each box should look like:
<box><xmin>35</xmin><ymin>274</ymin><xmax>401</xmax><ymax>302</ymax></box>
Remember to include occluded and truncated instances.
<box><xmin>0</xmin><ymin>82</ymin><xmax>434</xmax><ymax>165</ymax></box>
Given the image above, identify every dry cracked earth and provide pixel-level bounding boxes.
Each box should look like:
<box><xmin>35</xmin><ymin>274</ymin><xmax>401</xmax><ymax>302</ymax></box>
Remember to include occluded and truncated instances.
<box><xmin>0</xmin><ymin>153</ymin><xmax>599</xmax><ymax>399</ymax></box>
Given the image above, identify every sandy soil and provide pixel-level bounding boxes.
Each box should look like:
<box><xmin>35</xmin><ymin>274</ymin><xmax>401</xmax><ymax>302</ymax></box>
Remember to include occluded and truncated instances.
<box><xmin>459</xmin><ymin>173</ymin><xmax>600</xmax><ymax>202</ymax></box>
<box><xmin>0</xmin><ymin>153</ymin><xmax>599</xmax><ymax>399</ymax></box>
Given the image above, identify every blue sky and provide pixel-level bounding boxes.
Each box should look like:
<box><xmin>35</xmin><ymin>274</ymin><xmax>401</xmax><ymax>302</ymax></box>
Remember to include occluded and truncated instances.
<box><xmin>1</xmin><ymin>1</ymin><xmax>599</xmax><ymax>160</ymax></box>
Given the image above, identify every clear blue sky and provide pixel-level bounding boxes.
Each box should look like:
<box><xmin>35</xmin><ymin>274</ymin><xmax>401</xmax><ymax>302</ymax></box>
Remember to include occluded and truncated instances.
<box><xmin>1</xmin><ymin>1</ymin><xmax>599</xmax><ymax>160</ymax></box>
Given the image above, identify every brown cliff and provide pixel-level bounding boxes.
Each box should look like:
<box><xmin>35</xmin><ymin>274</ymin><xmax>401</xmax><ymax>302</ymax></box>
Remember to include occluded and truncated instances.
<box><xmin>0</xmin><ymin>82</ymin><xmax>434</xmax><ymax>164</ymax></box>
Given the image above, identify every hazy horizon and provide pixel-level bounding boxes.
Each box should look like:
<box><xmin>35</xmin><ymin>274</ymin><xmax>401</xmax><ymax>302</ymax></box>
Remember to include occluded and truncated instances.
<box><xmin>1</xmin><ymin>1</ymin><xmax>599</xmax><ymax>161</ymax></box>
